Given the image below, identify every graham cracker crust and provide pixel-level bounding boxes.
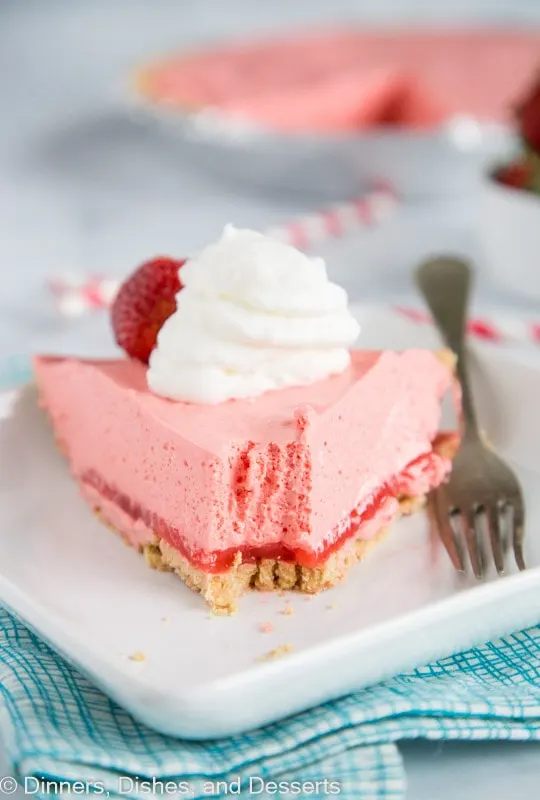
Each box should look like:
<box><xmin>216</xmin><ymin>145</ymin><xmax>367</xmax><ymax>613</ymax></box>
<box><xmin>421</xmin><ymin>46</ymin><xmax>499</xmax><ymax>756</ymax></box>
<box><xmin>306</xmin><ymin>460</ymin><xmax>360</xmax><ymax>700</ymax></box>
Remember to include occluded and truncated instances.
<box><xmin>134</xmin><ymin>494</ymin><xmax>420</xmax><ymax>616</ymax></box>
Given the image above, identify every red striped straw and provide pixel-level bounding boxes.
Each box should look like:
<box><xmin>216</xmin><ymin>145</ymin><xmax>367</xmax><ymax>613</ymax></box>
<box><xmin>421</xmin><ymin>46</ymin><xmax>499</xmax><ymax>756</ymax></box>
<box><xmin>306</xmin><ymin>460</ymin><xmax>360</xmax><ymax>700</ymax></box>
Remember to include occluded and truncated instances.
<box><xmin>394</xmin><ymin>306</ymin><xmax>540</xmax><ymax>347</ymax></box>
<box><xmin>46</xmin><ymin>184</ymin><xmax>540</xmax><ymax>350</ymax></box>
<box><xmin>265</xmin><ymin>184</ymin><xmax>397</xmax><ymax>249</ymax></box>
<box><xmin>47</xmin><ymin>184</ymin><xmax>397</xmax><ymax>317</ymax></box>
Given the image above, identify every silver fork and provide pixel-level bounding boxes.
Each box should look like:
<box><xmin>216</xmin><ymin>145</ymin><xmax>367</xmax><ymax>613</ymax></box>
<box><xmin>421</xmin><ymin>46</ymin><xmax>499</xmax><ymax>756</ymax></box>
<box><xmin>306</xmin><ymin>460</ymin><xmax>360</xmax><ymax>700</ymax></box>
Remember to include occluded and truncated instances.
<box><xmin>416</xmin><ymin>257</ymin><xmax>526</xmax><ymax>577</ymax></box>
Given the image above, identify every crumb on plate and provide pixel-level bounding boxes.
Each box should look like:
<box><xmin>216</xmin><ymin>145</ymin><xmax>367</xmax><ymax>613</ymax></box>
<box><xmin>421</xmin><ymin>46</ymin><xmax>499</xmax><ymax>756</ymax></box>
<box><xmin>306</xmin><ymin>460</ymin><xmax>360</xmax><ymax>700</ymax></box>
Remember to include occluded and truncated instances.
<box><xmin>259</xmin><ymin>621</ymin><xmax>274</xmax><ymax>634</ymax></box>
<box><xmin>128</xmin><ymin>651</ymin><xmax>146</xmax><ymax>663</ymax></box>
<box><xmin>257</xmin><ymin>643</ymin><xmax>293</xmax><ymax>663</ymax></box>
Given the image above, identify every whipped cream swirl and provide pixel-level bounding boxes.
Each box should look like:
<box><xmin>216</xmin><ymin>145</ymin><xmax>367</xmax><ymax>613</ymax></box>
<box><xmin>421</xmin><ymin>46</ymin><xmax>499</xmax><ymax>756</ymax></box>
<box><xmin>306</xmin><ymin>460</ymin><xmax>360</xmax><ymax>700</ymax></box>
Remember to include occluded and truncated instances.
<box><xmin>147</xmin><ymin>225</ymin><xmax>360</xmax><ymax>404</ymax></box>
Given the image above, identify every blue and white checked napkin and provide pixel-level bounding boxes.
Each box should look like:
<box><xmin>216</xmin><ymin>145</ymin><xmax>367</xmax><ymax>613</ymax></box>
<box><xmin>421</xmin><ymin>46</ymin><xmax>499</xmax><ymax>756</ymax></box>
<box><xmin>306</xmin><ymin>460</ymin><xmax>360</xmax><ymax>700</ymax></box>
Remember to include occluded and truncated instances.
<box><xmin>1</xmin><ymin>360</ymin><xmax>540</xmax><ymax>800</ymax></box>
<box><xmin>1</xmin><ymin>610</ymin><xmax>540</xmax><ymax>800</ymax></box>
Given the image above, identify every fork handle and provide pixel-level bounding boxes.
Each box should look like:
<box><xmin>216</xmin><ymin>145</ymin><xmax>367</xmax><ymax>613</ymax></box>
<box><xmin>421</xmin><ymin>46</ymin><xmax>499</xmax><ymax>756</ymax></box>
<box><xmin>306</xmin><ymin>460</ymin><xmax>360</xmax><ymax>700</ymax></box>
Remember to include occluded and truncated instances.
<box><xmin>415</xmin><ymin>257</ymin><xmax>479</xmax><ymax>436</ymax></box>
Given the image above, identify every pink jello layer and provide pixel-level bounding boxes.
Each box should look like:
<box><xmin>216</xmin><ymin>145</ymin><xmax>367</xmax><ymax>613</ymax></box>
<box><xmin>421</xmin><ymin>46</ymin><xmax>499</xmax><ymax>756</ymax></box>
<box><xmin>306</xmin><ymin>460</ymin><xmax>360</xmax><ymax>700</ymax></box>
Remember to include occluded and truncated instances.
<box><xmin>34</xmin><ymin>350</ymin><xmax>453</xmax><ymax>563</ymax></box>
<box><xmin>79</xmin><ymin>440</ymin><xmax>449</xmax><ymax>572</ymax></box>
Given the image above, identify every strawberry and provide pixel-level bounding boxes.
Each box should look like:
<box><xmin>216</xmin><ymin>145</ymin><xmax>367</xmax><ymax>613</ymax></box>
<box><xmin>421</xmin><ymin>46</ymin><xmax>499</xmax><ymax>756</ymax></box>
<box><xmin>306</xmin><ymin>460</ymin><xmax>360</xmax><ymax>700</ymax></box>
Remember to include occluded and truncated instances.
<box><xmin>111</xmin><ymin>256</ymin><xmax>185</xmax><ymax>364</ymax></box>
<box><xmin>494</xmin><ymin>161</ymin><xmax>531</xmax><ymax>190</ymax></box>
<box><xmin>517</xmin><ymin>73</ymin><xmax>540</xmax><ymax>155</ymax></box>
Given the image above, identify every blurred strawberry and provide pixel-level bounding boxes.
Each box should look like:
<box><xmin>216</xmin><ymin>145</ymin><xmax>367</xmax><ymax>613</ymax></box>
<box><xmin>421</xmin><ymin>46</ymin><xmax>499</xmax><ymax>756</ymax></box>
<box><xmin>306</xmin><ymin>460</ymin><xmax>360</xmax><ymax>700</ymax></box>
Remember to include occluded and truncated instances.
<box><xmin>516</xmin><ymin>73</ymin><xmax>540</xmax><ymax>154</ymax></box>
<box><xmin>112</xmin><ymin>257</ymin><xmax>185</xmax><ymax>364</ymax></box>
<box><xmin>494</xmin><ymin>161</ymin><xmax>531</xmax><ymax>190</ymax></box>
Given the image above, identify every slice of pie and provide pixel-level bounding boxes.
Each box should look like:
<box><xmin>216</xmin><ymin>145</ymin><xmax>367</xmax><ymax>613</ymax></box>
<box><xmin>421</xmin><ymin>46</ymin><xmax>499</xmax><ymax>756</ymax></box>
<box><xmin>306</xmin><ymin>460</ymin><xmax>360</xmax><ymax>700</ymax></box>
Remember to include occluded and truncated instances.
<box><xmin>34</xmin><ymin>226</ymin><xmax>458</xmax><ymax>613</ymax></box>
<box><xmin>34</xmin><ymin>347</ymin><xmax>455</xmax><ymax>614</ymax></box>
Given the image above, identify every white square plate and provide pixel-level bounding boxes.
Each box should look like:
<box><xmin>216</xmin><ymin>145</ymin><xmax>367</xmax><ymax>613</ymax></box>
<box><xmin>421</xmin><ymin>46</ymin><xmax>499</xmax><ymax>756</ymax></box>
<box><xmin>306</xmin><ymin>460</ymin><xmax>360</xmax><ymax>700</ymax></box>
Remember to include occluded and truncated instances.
<box><xmin>1</xmin><ymin>307</ymin><xmax>540</xmax><ymax>739</ymax></box>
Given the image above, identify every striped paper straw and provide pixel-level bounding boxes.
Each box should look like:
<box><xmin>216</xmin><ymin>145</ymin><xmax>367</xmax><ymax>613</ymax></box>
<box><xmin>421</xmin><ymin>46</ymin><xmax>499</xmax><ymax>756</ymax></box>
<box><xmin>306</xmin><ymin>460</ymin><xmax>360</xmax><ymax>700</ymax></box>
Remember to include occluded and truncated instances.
<box><xmin>394</xmin><ymin>306</ymin><xmax>540</xmax><ymax>347</ymax></box>
<box><xmin>47</xmin><ymin>185</ymin><xmax>397</xmax><ymax>317</ymax></box>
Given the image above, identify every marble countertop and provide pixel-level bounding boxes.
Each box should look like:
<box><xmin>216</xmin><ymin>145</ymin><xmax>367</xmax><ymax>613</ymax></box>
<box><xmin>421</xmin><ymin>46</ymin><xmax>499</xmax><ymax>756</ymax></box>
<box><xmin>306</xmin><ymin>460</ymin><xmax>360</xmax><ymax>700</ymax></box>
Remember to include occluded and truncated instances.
<box><xmin>1</xmin><ymin>1</ymin><xmax>539</xmax><ymax>796</ymax></box>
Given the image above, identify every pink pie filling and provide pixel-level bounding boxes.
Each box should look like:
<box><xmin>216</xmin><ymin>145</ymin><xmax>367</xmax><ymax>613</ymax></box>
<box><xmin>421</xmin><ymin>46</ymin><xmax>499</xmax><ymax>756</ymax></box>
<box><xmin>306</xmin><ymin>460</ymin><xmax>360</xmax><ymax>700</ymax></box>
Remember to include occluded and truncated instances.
<box><xmin>78</xmin><ymin>442</ymin><xmax>450</xmax><ymax>572</ymax></box>
<box><xmin>34</xmin><ymin>350</ymin><xmax>454</xmax><ymax>572</ymax></box>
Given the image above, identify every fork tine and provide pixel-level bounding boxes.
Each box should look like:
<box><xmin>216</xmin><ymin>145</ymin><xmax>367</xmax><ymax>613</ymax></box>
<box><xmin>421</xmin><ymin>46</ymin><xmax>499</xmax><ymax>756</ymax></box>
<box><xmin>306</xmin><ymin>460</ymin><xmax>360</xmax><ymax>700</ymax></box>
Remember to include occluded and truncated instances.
<box><xmin>486</xmin><ymin>504</ymin><xmax>505</xmax><ymax>575</ymax></box>
<box><xmin>511</xmin><ymin>502</ymin><xmax>526</xmax><ymax>571</ymax></box>
<box><xmin>429</xmin><ymin>491</ymin><xmax>465</xmax><ymax>572</ymax></box>
<box><xmin>462</xmin><ymin>509</ymin><xmax>484</xmax><ymax>579</ymax></box>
